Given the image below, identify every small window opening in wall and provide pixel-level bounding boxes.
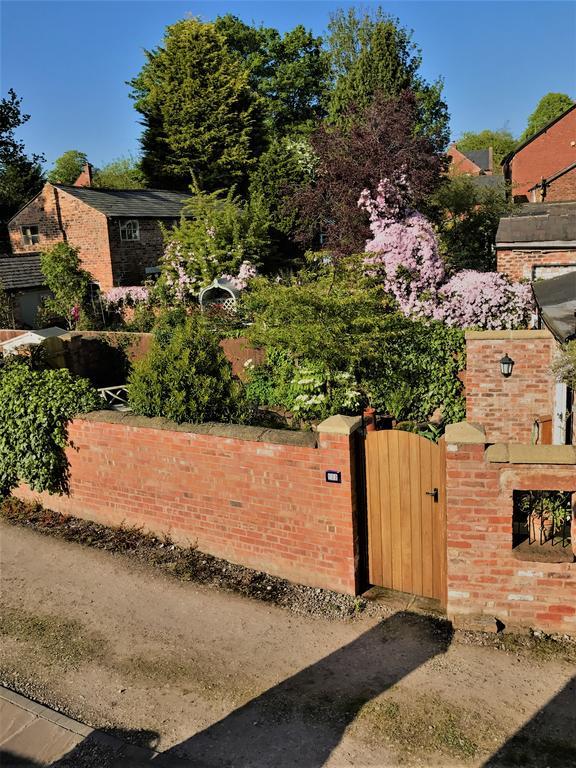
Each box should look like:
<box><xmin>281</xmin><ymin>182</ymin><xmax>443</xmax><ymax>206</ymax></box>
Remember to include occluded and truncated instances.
<box><xmin>21</xmin><ymin>225</ymin><xmax>40</xmax><ymax>245</ymax></box>
<box><xmin>512</xmin><ymin>490</ymin><xmax>573</xmax><ymax>562</ymax></box>
<box><xmin>119</xmin><ymin>220</ymin><xmax>140</xmax><ymax>241</ymax></box>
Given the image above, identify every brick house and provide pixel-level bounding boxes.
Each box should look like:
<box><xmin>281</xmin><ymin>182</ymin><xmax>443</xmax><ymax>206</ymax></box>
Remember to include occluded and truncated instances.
<box><xmin>8</xmin><ymin>182</ymin><xmax>189</xmax><ymax>290</ymax></box>
<box><xmin>496</xmin><ymin>201</ymin><xmax>576</xmax><ymax>281</ymax></box>
<box><xmin>447</xmin><ymin>144</ymin><xmax>493</xmax><ymax>176</ymax></box>
<box><xmin>528</xmin><ymin>161</ymin><xmax>576</xmax><ymax>203</ymax></box>
<box><xmin>501</xmin><ymin>102</ymin><xmax>576</xmax><ymax>202</ymax></box>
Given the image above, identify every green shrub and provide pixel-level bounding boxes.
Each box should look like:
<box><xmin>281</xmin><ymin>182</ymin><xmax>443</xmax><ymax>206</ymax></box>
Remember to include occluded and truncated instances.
<box><xmin>128</xmin><ymin>313</ymin><xmax>243</xmax><ymax>423</ymax></box>
<box><xmin>0</xmin><ymin>358</ymin><xmax>100</xmax><ymax>496</ymax></box>
<box><xmin>40</xmin><ymin>242</ymin><xmax>97</xmax><ymax>329</ymax></box>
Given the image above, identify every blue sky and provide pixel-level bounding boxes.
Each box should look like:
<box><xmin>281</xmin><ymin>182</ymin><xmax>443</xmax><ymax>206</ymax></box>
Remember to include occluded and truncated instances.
<box><xmin>2</xmin><ymin>1</ymin><xmax>575</xmax><ymax>170</ymax></box>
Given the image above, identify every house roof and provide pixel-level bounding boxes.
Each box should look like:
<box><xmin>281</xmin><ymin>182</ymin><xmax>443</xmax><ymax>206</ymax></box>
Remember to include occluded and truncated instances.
<box><xmin>496</xmin><ymin>202</ymin><xmax>576</xmax><ymax>245</ymax></box>
<box><xmin>532</xmin><ymin>271</ymin><xmax>576</xmax><ymax>342</ymax></box>
<box><xmin>528</xmin><ymin>161</ymin><xmax>576</xmax><ymax>192</ymax></box>
<box><xmin>463</xmin><ymin>149</ymin><xmax>491</xmax><ymax>173</ymax></box>
<box><xmin>0</xmin><ymin>253</ymin><xmax>44</xmax><ymax>290</ymax></box>
<box><xmin>501</xmin><ymin>102</ymin><xmax>576</xmax><ymax>166</ymax></box>
<box><xmin>54</xmin><ymin>185</ymin><xmax>191</xmax><ymax>218</ymax></box>
<box><xmin>470</xmin><ymin>175</ymin><xmax>506</xmax><ymax>193</ymax></box>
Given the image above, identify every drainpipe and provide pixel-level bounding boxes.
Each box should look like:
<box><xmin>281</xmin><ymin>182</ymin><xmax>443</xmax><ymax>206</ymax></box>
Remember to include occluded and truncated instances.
<box><xmin>52</xmin><ymin>186</ymin><xmax>67</xmax><ymax>242</ymax></box>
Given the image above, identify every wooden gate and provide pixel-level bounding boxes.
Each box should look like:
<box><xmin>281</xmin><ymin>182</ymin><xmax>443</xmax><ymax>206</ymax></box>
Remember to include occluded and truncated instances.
<box><xmin>365</xmin><ymin>430</ymin><xmax>447</xmax><ymax>605</ymax></box>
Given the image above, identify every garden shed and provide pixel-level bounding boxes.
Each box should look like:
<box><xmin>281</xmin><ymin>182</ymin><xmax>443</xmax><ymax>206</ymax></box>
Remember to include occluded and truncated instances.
<box><xmin>0</xmin><ymin>327</ymin><xmax>67</xmax><ymax>355</ymax></box>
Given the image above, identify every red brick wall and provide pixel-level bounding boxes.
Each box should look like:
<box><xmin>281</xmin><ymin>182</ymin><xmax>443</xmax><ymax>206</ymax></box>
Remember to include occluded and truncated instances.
<box><xmin>9</xmin><ymin>184</ymin><xmax>113</xmax><ymax>288</ymax></box>
<box><xmin>107</xmin><ymin>218</ymin><xmax>176</xmax><ymax>286</ymax></box>
<box><xmin>447</xmin><ymin>145</ymin><xmax>483</xmax><ymax>176</ymax></box>
<box><xmin>465</xmin><ymin>331</ymin><xmax>558</xmax><ymax>444</ymax></box>
<box><xmin>0</xmin><ymin>329</ymin><xmax>24</xmax><ymax>343</ymax></box>
<box><xmin>497</xmin><ymin>247</ymin><xmax>576</xmax><ymax>281</ymax></box>
<box><xmin>16</xmin><ymin>414</ymin><xmax>360</xmax><ymax>595</ymax></box>
<box><xmin>545</xmin><ymin>165</ymin><xmax>576</xmax><ymax>202</ymax></box>
<box><xmin>446</xmin><ymin>439</ymin><xmax>575</xmax><ymax>635</ymax></box>
<box><xmin>508</xmin><ymin>108</ymin><xmax>576</xmax><ymax>199</ymax></box>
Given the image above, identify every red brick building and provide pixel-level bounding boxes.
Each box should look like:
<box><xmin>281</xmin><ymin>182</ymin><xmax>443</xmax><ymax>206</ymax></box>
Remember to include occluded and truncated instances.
<box><xmin>8</xmin><ymin>182</ymin><xmax>189</xmax><ymax>290</ymax></box>
<box><xmin>496</xmin><ymin>201</ymin><xmax>576</xmax><ymax>281</ymax></box>
<box><xmin>447</xmin><ymin>144</ymin><xmax>493</xmax><ymax>176</ymax></box>
<box><xmin>528</xmin><ymin>161</ymin><xmax>576</xmax><ymax>203</ymax></box>
<box><xmin>502</xmin><ymin>103</ymin><xmax>576</xmax><ymax>202</ymax></box>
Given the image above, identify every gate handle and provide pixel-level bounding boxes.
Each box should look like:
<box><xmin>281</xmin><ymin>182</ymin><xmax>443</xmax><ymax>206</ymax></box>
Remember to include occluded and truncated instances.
<box><xmin>426</xmin><ymin>488</ymin><xmax>439</xmax><ymax>503</ymax></box>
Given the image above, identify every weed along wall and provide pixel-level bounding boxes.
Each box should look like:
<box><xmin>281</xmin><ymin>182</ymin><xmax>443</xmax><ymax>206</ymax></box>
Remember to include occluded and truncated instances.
<box><xmin>16</xmin><ymin>412</ymin><xmax>362</xmax><ymax>595</ymax></box>
<box><xmin>445</xmin><ymin>423</ymin><xmax>576</xmax><ymax>635</ymax></box>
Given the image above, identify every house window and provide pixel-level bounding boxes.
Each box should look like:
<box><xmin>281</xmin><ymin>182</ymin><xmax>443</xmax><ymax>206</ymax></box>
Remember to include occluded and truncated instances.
<box><xmin>21</xmin><ymin>225</ymin><xmax>40</xmax><ymax>245</ymax></box>
<box><xmin>119</xmin><ymin>220</ymin><xmax>140</xmax><ymax>241</ymax></box>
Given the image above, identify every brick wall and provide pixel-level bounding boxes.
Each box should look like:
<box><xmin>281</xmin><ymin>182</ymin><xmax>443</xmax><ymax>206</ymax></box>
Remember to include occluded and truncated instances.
<box><xmin>497</xmin><ymin>247</ymin><xmax>576</xmax><ymax>281</ymax></box>
<box><xmin>9</xmin><ymin>184</ymin><xmax>113</xmax><ymax>288</ymax></box>
<box><xmin>465</xmin><ymin>330</ymin><xmax>558</xmax><ymax>444</ymax></box>
<box><xmin>546</xmin><ymin>165</ymin><xmax>576</xmax><ymax>201</ymax></box>
<box><xmin>445</xmin><ymin>425</ymin><xmax>576</xmax><ymax>635</ymax></box>
<box><xmin>447</xmin><ymin>145</ymin><xmax>484</xmax><ymax>176</ymax></box>
<box><xmin>506</xmin><ymin>108</ymin><xmax>576</xmax><ymax>199</ymax></box>
<box><xmin>107</xmin><ymin>218</ymin><xmax>176</xmax><ymax>286</ymax></box>
<box><xmin>16</xmin><ymin>413</ymin><xmax>361</xmax><ymax>595</ymax></box>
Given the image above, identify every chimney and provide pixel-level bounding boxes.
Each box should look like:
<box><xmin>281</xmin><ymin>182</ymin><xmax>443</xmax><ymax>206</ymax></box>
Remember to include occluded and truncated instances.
<box><xmin>73</xmin><ymin>162</ymin><xmax>93</xmax><ymax>187</ymax></box>
<box><xmin>486</xmin><ymin>147</ymin><xmax>493</xmax><ymax>175</ymax></box>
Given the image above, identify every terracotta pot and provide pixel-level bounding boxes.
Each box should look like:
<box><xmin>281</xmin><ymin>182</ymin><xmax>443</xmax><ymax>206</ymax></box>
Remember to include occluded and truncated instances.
<box><xmin>363</xmin><ymin>406</ymin><xmax>376</xmax><ymax>432</ymax></box>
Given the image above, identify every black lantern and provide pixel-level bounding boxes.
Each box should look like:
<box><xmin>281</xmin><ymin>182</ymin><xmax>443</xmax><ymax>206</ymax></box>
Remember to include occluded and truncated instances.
<box><xmin>500</xmin><ymin>353</ymin><xmax>514</xmax><ymax>378</ymax></box>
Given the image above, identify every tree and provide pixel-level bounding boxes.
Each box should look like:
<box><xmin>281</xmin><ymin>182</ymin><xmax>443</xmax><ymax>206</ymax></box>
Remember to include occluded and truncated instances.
<box><xmin>432</xmin><ymin>174</ymin><xmax>514</xmax><ymax>272</ymax></box>
<box><xmin>0</xmin><ymin>280</ymin><xmax>14</xmax><ymax>326</ymax></box>
<box><xmin>128</xmin><ymin>313</ymin><xmax>243</xmax><ymax>424</ymax></box>
<box><xmin>290</xmin><ymin>91</ymin><xmax>447</xmax><ymax>255</ymax></box>
<box><xmin>47</xmin><ymin>150</ymin><xmax>88</xmax><ymax>185</ymax></box>
<box><xmin>520</xmin><ymin>93</ymin><xmax>573</xmax><ymax>142</ymax></box>
<box><xmin>0</xmin><ymin>89</ymin><xmax>45</xmax><ymax>248</ymax></box>
<box><xmin>92</xmin><ymin>155</ymin><xmax>145</xmax><ymax>189</ymax></box>
<box><xmin>40</xmin><ymin>243</ymin><xmax>95</xmax><ymax>329</ymax></box>
<box><xmin>455</xmin><ymin>130</ymin><xmax>516</xmax><ymax>172</ymax></box>
<box><xmin>214</xmin><ymin>15</ymin><xmax>330</xmax><ymax>137</ymax></box>
<box><xmin>129</xmin><ymin>18</ymin><xmax>263</xmax><ymax>192</ymax></box>
<box><xmin>326</xmin><ymin>8</ymin><xmax>450</xmax><ymax>151</ymax></box>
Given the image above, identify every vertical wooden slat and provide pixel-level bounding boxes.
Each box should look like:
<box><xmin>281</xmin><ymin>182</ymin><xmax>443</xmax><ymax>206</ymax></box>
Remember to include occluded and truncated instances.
<box><xmin>435</xmin><ymin>438</ymin><xmax>448</xmax><ymax>606</ymax></box>
<box><xmin>388</xmin><ymin>431</ymin><xmax>403</xmax><ymax>592</ymax></box>
<box><xmin>366</xmin><ymin>432</ymin><xmax>383</xmax><ymax>585</ymax></box>
<box><xmin>420</xmin><ymin>438</ymin><xmax>434</xmax><ymax>598</ymax></box>
<box><xmin>378</xmin><ymin>433</ymin><xmax>393</xmax><ymax>588</ymax></box>
<box><xmin>409</xmin><ymin>434</ymin><xmax>423</xmax><ymax>596</ymax></box>
<box><xmin>399</xmin><ymin>431</ymin><xmax>413</xmax><ymax>593</ymax></box>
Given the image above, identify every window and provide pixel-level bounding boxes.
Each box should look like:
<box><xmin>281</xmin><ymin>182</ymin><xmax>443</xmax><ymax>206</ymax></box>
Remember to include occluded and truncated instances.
<box><xmin>512</xmin><ymin>490</ymin><xmax>573</xmax><ymax>562</ymax></box>
<box><xmin>21</xmin><ymin>225</ymin><xmax>40</xmax><ymax>245</ymax></box>
<box><xmin>119</xmin><ymin>220</ymin><xmax>140</xmax><ymax>241</ymax></box>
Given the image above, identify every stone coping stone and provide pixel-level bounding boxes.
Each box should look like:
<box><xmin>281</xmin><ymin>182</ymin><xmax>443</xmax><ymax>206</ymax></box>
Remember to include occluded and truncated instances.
<box><xmin>79</xmin><ymin>410</ymin><xmax>317</xmax><ymax>448</ymax></box>
<box><xmin>465</xmin><ymin>329</ymin><xmax>553</xmax><ymax>340</ymax></box>
<box><xmin>444</xmin><ymin>421</ymin><xmax>486</xmax><ymax>444</ymax></box>
<box><xmin>485</xmin><ymin>443</ymin><xmax>576</xmax><ymax>464</ymax></box>
<box><xmin>316</xmin><ymin>414</ymin><xmax>362</xmax><ymax>435</ymax></box>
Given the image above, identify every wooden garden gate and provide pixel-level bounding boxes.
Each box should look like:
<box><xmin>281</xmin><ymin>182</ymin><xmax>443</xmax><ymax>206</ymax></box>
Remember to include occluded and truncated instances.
<box><xmin>365</xmin><ymin>430</ymin><xmax>447</xmax><ymax>605</ymax></box>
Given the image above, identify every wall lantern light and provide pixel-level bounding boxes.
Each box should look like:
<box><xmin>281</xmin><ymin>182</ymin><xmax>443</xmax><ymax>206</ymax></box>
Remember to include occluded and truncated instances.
<box><xmin>500</xmin><ymin>353</ymin><xmax>514</xmax><ymax>378</ymax></box>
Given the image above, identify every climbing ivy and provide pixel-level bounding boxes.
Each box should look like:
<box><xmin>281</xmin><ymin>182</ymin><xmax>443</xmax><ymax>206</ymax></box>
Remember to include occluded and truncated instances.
<box><xmin>0</xmin><ymin>359</ymin><xmax>100</xmax><ymax>497</ymax></box>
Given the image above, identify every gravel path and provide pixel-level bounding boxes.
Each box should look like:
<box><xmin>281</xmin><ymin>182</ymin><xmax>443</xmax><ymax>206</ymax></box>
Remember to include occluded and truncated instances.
<box><xmin>1</xmin><ymin>521</ymin><xmax>575</xmax><ymax>767</ymax></box>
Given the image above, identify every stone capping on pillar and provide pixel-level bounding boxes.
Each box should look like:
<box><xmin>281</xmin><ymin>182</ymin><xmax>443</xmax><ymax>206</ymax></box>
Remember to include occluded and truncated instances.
<box><xmin>464</xmin><ymin>329</ymin><xmax>553</xmax><ymax>340</ymax></box>
<box><xmin>485</xmin><ymin>443</ymin><xmax>576</xmax><ymax>464</ymax></box>
<box><xmin>444</xmin><ymin>421</ymin><xmax>486</xmax><ymax>445</ymax></box>
<box><xmin>316</xmin><ymin>414</ymin><xmax>363</xmax><ymax>435</ymax></box>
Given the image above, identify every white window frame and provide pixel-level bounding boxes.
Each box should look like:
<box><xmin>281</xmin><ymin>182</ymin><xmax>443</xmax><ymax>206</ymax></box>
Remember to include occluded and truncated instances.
<box><xmin>21</xmin><ymin>225</ymin><xmax>40</xmax><ymax>245</ymax></box>
<box><xmin>119</xmin><ymin>219</ymin><xmax>140</xmax><ymax>242</ymax></box>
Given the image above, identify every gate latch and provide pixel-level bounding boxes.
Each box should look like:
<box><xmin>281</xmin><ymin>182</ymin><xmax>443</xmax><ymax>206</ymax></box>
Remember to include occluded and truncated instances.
<box><xmin>426</xmin><ymin>488</ymin><xmax>439</xmax><ymax>503</ymax></box>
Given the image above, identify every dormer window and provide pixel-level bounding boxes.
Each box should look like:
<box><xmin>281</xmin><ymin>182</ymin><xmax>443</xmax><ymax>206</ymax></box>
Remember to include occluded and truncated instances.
<box><xmin>21</xmin><ymin>225</ymin><xmax>40</xmax><ymax>245</ymax></box>
<box><xmin>119</xmin><ymin>219</ymin><xmax>140</xmax><ymax>241</ymax></box>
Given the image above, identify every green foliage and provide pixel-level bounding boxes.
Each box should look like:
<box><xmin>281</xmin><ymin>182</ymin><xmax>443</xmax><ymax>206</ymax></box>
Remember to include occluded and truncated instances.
<box><xmin>551</xmin><ymin>341</ymin><xmax>576</xmax><ymax>390</ymax></box>
<box><xmin>0</xmin><ymin>280</ymin><xmax>14</xmax><ymax>326</ymax></box>
<box><xmin>214</xmin><ymin>15</ymin><xmax>330</xmax><ymax>137</ymax></box>
<box><xmin>0</xmin><ymin>358</ymin><xmax>100</xmax><ymax>496</ymax></box>
<box><xmin>128</xmin><ymin>313</ymin><xmax>243</xmax><ymax>423</ymax></box>
<box><xmin>520</xmin><ymin>93</ymin><xmax>574</xmax><ymax>142</ymax></box>
<box><xmin>129</xmin><ymin>18</ymin><xmax>263</xmax><ymax>192</ymax></box>
<box><xmin>326</xmin><ymin>7</ymin><xmax>449</xmax><ymax>150</ymax></box>
<box><xmin>40</xmin><ymin>242</ymin><xmax>96</xmax><ymax>329</ymax></box>
<box><xmin>46</xmin><ymin>149</ymin><xmax>88</xmax><ymax>185</ymax></box>
<box><xmin>455</xmin><ymin>130</ymin><xmax>516</xmax><ymax>172</ymax></box>
<box><xmin>0</xmin><ymin>89</ymin><xmax>45</xmax><ymax>248</ymax></box>
<box><xmin>431</xmin><ymin>174</ymin><xmax>515</xmax><ymax>271</ymax></box>
<box><xmin>156</xmin><ymin>182</ymin><xmax>270</xmax><ymax>303</ymax></box>
<box><xmin>93</xmin><ymin>155</ymin><xmax>145</xmax><ymax>189</ymax></box>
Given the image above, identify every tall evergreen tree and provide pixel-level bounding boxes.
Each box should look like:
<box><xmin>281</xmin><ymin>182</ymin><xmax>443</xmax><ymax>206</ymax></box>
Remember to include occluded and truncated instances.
<box><xmin>326</xmin><ymin>8</ymin><xmax>450</xmax><ymax>152</ymax></box>
<box><xmin>129</xmin><ymin>18</ymin><xmax>264</xmax><ymax>192</ymax></box>
<box><xmin>0</xmin><ymin>89</ymin><xmax>44</xmax><ymax>249</ymax></box>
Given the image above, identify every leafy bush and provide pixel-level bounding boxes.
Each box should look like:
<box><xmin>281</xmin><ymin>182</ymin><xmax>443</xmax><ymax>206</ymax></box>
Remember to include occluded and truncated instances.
<box><xmin>128</xmin><ymin>313</ymin><xmax>244</xmax><ymax>423</ymax></box>
<box><xmin>40</xmin><ymin>242</ymin><xmax>96</xmax><ymax>329</ymax></box>
<box><xmin>551</xmin><ymin>341</ymin><xmax>576</xmax><ymax>390</ymax></box>
<box><xmin>0</xmin><ymin>358</ymin><xmax>100</xmax><ymax>496</ymax></box>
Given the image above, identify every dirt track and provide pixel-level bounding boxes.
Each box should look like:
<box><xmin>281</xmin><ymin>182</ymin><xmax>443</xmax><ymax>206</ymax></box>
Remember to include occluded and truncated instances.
<box><xmin>1</xmin><ymin>521</ymin><xmax>575</xmax><ymax>767</ymax></box>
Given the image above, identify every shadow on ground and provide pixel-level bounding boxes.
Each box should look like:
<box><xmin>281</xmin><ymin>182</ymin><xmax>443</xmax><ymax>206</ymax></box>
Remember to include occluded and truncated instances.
<box><xmin>483</xmin><ymin>674</ymin><xmax>576</xmax><ymax>768</ymax></box>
